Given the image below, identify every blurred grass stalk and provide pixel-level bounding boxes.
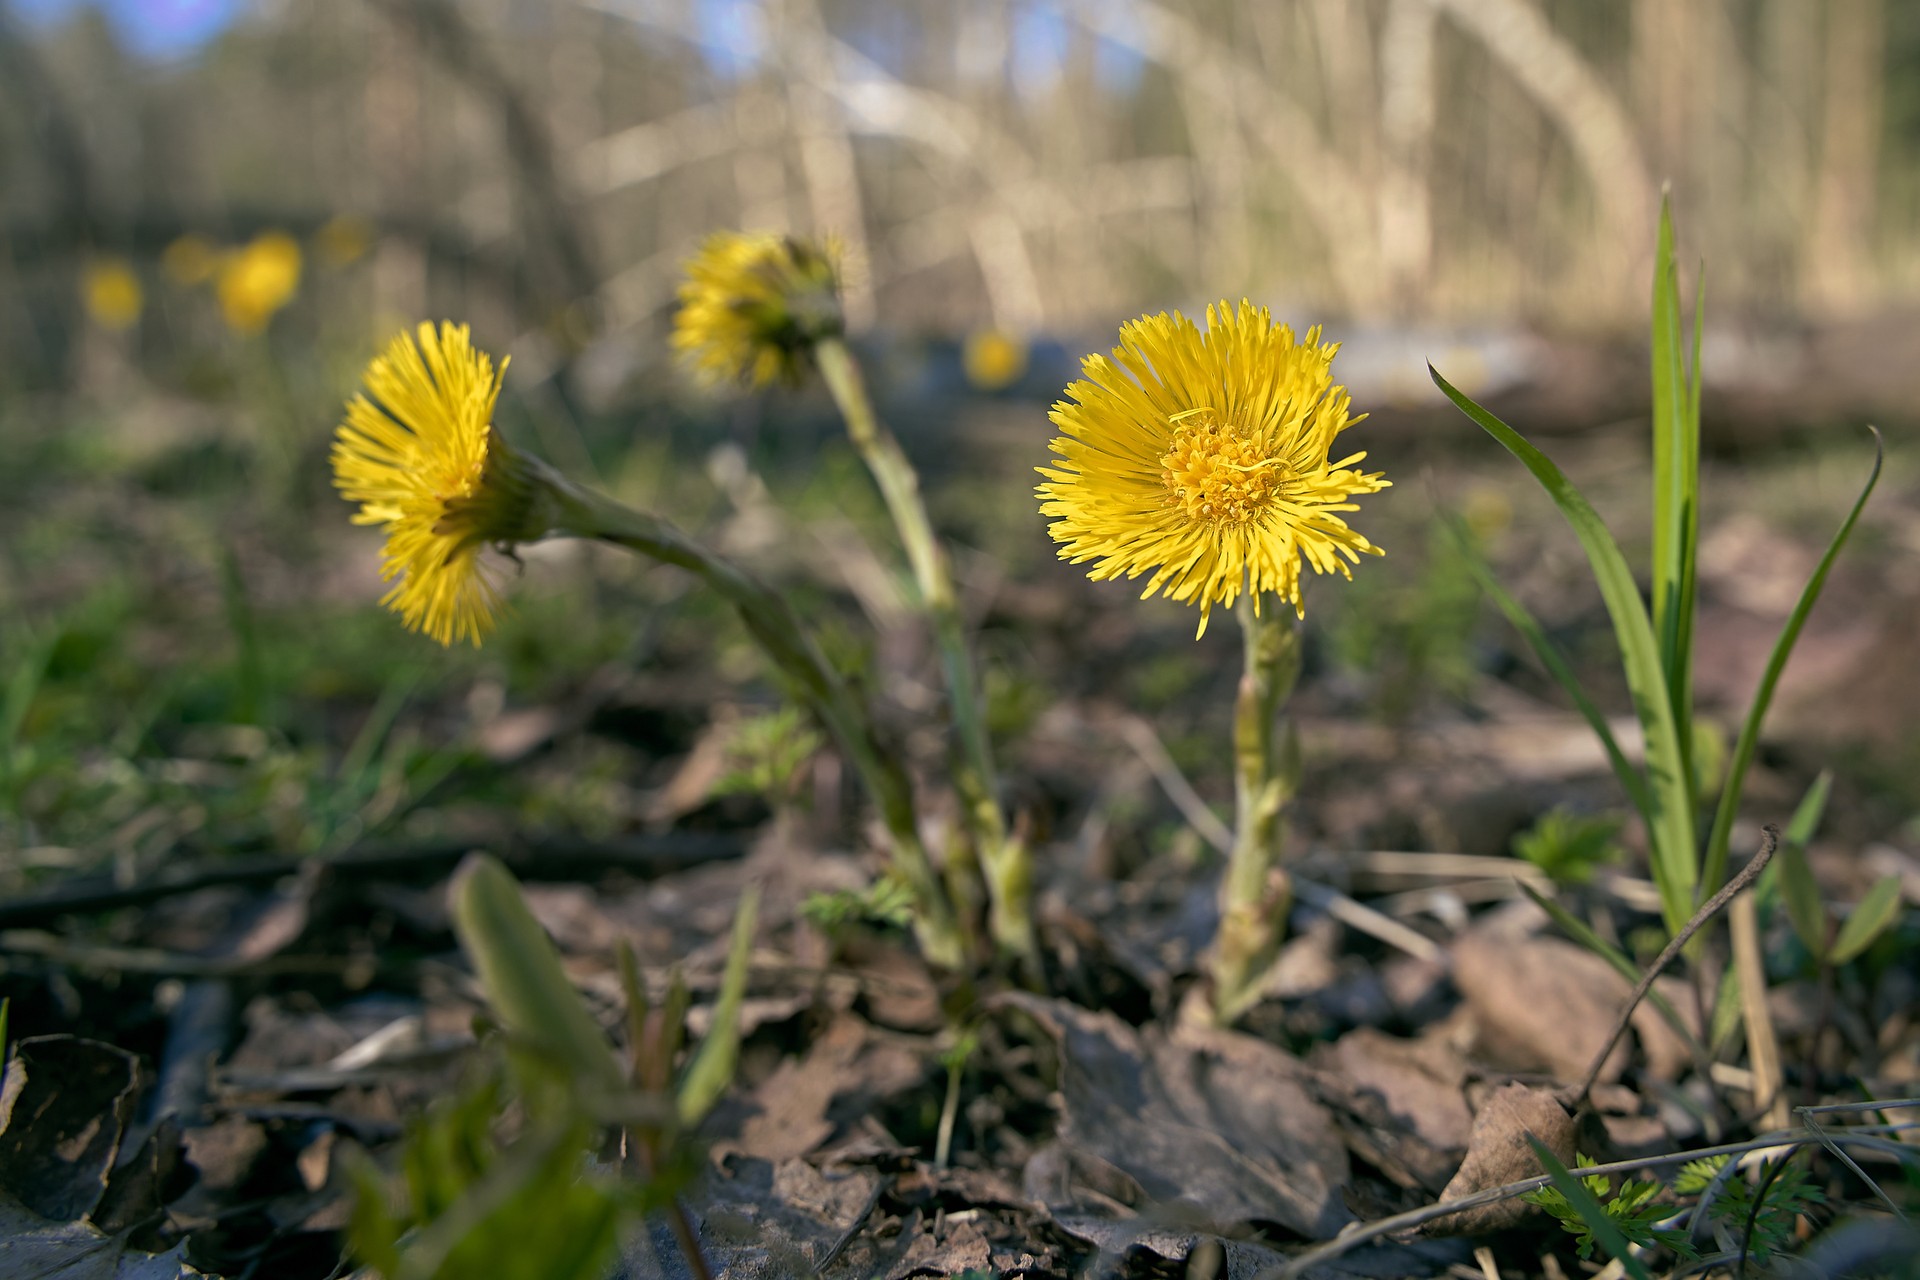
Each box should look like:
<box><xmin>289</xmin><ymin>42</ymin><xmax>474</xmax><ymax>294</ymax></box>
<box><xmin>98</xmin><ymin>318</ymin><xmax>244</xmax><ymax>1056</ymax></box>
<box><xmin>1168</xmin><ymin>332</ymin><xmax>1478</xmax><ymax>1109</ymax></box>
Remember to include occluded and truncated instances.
<box><xmin>1211</xmin><ymin>601</ymin><xmax>1303</xmax><ymax>1024</ymax></box>
<box><xmin>813</xmin><ymin>336</ymin><xmax>1037</xmax><ymax>974</ymax></box>
<box><xmin>1434</xmin><ymin>199</ymin><xmax>1883</xmax><ymax>947</ymax></box>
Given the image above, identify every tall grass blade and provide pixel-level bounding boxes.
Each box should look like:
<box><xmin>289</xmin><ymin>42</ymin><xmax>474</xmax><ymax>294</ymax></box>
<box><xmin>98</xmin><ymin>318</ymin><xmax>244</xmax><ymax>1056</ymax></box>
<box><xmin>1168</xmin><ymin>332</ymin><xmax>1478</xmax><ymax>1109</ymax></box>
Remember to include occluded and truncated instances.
<box><xmin>1433</xmin><ymin>366</ymin><xmax>1697</xmax><ymax>934</ymax></box>
<box><xmin>1700</xmin><ymin>429</ymin><xmax>1882</xmax><ymax>900</ymax></box>
<box><xmin>1649</xmin><ymin>201</ymin><xmax>1699</xmax><ymax>821</ymax></box>
<box><xmin>1446</xmin><ymin>516</ymin><xmax>1650</xmax><ymax>820</ymax></box>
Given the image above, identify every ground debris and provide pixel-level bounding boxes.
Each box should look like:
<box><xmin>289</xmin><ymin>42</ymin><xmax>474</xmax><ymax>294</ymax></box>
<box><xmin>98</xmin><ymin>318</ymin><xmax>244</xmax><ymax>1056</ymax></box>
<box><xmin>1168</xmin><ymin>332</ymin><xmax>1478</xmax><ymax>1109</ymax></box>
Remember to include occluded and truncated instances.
<box><xmin>996</xmin><ymin>993</ymin><xmax>1352</xmax><ymax>1241</ymax></box>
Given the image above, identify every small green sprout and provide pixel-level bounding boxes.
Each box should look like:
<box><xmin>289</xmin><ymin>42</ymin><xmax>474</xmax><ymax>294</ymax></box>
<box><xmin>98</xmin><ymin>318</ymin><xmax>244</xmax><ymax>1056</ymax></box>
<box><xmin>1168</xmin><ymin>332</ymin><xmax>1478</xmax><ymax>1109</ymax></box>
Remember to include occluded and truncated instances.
<box><xmin>712</xmin><ymin>705</ymin><xmax>823</xmax><ymax>808</ymax></box>
<box><xmin>1512</xmin><ymin>808</ymin><xmax>1624</xmax><ymax>885</ymax></box>
<box><xmin>1523</xmin><ymin>1152</ymin><xmax>1693</xmax><ymax>1264</ymax></box>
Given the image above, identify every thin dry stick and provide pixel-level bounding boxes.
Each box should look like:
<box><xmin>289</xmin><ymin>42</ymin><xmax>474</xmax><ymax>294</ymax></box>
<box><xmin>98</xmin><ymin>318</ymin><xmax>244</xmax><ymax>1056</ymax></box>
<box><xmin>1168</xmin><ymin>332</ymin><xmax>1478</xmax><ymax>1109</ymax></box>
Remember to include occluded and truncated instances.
<box><xmin>1264</xmin><ymin>1122</ymin><xmax>1920</xmax><ymax>1280</ymax></box>
<box><xmin>1730</xmin><ymin>890</ymin><xmax>1791</xmax><ymax>1130</ymax></box>
<box><xmin>1558</xmin><ymin>825</ymin><xmax>1780</xmax><ymax>1110</ymax></box>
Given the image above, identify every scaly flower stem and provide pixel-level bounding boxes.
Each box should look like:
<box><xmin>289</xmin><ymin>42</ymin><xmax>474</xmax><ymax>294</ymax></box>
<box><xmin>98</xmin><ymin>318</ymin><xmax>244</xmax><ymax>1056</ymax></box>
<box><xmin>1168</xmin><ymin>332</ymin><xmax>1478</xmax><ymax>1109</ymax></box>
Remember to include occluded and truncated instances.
<box><xmin>539</xmin><ymin>462</ymin><xmax>966</xmax><ymax>971</ymax></box>
<box><xmin>814</xmin><ymin>337</ymin><xmax>1038</xmax><ymax>973</ymax></box>
<box><xmin>1212</xmin><ymin>597</ymin><xmax>1302</xmax><ymax>1024</ymax></box>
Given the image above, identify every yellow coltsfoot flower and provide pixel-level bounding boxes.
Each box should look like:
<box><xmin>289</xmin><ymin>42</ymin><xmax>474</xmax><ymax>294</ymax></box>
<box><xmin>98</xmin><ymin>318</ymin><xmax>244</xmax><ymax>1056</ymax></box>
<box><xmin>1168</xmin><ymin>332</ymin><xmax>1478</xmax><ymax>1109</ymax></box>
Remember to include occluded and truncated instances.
<box><xmin>333</xmin><ymin>322</ymin><xmax>548</xmax><ymax>647</ymax></box>
<box><xmin>672</xmin><ymin>231</ymin><xmax>842</xmax><ymax>387</ymax></box>
<box><xmin>1038</xmin><ymin>300</ymin><xmax>1389</xmax><ymax>636</ymax></box>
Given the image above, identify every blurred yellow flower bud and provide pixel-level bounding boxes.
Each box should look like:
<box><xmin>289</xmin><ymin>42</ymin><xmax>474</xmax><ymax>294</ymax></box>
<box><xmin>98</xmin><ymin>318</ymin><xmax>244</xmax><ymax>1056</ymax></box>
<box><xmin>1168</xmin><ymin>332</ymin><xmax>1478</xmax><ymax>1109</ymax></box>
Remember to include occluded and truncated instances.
<box><xmin>963</xmin><ymin>328</ymin><xmax>1028</xmax><ymax>392</ymax></box>
<box><xmin>82</xmin><ymin>258</ymin><xmax>143</xmax><ymax>332</ymax></box>
<box><xmin>217</xmin><ymin>232</ymin><xmax>303</xmax><ymax>335</ymax></box>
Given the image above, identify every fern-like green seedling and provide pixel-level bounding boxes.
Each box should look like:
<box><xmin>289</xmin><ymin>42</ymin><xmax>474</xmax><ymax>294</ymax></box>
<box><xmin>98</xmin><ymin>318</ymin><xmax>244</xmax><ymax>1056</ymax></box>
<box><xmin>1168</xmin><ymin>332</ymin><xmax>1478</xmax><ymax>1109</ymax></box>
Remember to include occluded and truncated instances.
<box><xmin>1523</xmin><ymin>1154</ymin><xmax>1695</xmax><ymax>1262</ymax></box>
<box><xmin>1512</xmin><ymin>808</ymin><xmax>1624</xmax><ymax>885</ymax></box>
<box><xmin>1707</xmin><ymin>1157</ymin><xmax>1825</xmax><ymax>1264</ymax></box>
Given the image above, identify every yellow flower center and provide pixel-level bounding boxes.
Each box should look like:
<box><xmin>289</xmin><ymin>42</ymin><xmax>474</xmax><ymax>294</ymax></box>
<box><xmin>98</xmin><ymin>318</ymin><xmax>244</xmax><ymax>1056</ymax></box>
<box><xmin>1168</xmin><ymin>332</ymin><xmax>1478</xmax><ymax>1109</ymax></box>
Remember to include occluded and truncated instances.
<box><xmin>1160</xmin><ymin>411</ymin><xmax>1282</xmax><ymax>527</ymax></box>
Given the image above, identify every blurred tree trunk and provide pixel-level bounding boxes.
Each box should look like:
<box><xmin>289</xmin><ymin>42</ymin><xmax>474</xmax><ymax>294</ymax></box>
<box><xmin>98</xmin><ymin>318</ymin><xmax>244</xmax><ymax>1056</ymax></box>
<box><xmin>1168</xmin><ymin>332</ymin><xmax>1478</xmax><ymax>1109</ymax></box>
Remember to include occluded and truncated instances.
<box><xmin>1438</xmin><ymin>0</ymin><xmax>1654</xmax><ymax>312</ymax></box>
<box><xmin>782</xmin><ymin>0</ymin><xmax>876</xmax><ymax>329</ymax></box>
<box><xmin>366</xmin><ymin>13</ymin><xmax>428</xmax><ymax>323</ymax></box>
<box><xmin>1805</xmin><ymin>0</ymin><xmax>1885</xmax><ymax>315</ymax></box>
<box><xmin>1378</xmin><ymin>0</ymin><xmax>1438</xmax><ymax>310</ymax></box>
<box><xmin>1758</xmin><ymin>0</ymin><xmax>1818</xmax><ymax>307</ymax></box>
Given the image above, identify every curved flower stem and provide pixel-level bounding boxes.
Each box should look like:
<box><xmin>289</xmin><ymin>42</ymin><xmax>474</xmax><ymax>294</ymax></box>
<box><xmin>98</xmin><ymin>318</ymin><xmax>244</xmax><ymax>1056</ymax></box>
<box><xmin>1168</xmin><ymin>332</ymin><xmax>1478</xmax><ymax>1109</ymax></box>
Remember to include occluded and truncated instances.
<box><xmin>814</xmin><ymin>337</ymin><xmax>1037</xmax><ymax>975</ymax></box>
<box><xmin>1211</xmin><ymin>597</ymin><xmax>1302</xmax><ymax>1024</ymax></box>
<box><xmin>538</xmin><ymin>460</ymin><xmax>966</xmax><ymax>971</ymax></box>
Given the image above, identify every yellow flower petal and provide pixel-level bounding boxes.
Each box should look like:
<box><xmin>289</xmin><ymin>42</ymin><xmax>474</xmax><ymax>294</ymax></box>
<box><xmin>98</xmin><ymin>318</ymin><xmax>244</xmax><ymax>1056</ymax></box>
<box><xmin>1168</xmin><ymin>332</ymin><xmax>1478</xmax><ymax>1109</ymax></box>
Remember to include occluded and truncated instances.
<box><xmin>332</xmin><ymin>322</ymin><xmax>509</xmax><ymax>646</ymax></box>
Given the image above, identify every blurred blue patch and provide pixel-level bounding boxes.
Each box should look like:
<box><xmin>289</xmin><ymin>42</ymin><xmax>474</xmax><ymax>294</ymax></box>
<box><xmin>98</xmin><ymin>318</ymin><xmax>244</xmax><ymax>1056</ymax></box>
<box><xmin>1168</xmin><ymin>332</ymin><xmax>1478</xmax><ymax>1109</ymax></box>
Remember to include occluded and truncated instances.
<box><xmin>8</xmin><ymin>0</ymin><xmax>243</xmax><ymax>60</ymax></box>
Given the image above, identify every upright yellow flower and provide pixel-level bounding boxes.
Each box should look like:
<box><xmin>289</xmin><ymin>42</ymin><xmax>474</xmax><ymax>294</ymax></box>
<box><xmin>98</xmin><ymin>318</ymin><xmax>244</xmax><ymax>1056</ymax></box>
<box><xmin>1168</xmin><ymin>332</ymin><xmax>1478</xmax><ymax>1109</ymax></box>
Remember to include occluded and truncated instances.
<box><xmin>332</xmin><ymin>323</ymin><xmax>524</xmax><ymax>647</ymax></box>
<box><xmin>82</xmin><ymin>258</ymin><xmax>143</xmax><ymax>331</ymax></box>
<box><xmin>672</xmin><ymin>232</ymin><xmax>842</xmax><ymax>387</ymax></box>
<box><xmin>217</xmin><ymin>232</ymin><xmax>302</xmax><ymax>334</ymax></box>
<box><xmin>1038</xmin><ymin>301</ymin><xmax>1388</xmax><ymax>636</ymax></box>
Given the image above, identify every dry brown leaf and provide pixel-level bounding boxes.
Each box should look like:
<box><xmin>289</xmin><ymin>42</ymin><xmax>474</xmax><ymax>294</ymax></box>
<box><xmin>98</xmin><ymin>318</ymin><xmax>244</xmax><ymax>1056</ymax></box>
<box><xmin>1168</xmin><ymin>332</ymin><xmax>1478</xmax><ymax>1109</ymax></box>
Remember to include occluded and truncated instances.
<box><xmin>1423</xmin><ymin>1082</ymin><xmax>1575</xmax><ymax>1237</ymax></box>
<box><xmin>1452</xmin><ymin>931</ymin><xmax>1694</xmax><ymax>1085</ymax></box>
<box><xmin>997</xmin><ymin>994</ymin><xmax>1352</xmax><ymax>1240</ymax></box>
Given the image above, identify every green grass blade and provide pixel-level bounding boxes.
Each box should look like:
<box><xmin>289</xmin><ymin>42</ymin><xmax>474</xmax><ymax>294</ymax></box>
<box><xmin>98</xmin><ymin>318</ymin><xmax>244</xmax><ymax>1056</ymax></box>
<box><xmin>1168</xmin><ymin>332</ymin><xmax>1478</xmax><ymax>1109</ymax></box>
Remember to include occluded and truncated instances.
<box><xmin>1446</xmin><ymin>516</ymin><xmax>1651</xmax><ymax>822</ymax></box>
<box><xmin>1829</xmin><ymin>874</ymin><xmax>1902</xmax><ymax>965</ymax></box>
<box><xmin>677</xmin><ymin>885</ymin><xmax>759</xmax><ymax>1125</ymax></box>
<box><xmin>1527</xmin><ymin>1137</ymin><xmax>1655</xmax><ymax>1280</ymax></box>
<box><xmin>1701</xmin><ymin>429</ymin><xmax>1882</xmax><ymax>899</ymax></box>
<box><xmin>1649</xmin><ymin>200</ymin><xmax>1699</xmax><ymax>821</ymax></box>
<box><xmin>1434</xmin><ymin>365</ymin><xmax>1697</xmax><ymax>934</ymax></box>
<box><xmin>1518</xmin><ymin>882</ymin><xmax>1705</xmax><ymax>1059</ymax></box>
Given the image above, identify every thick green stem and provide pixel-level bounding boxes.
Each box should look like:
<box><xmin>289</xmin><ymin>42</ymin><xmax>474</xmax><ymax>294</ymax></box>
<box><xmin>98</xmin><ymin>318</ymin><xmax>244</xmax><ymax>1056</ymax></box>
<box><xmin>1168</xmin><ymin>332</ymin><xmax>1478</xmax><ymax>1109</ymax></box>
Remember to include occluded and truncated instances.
<box><xmin>538</xmin><ymin>462</ymin><xmax>965</xmax><ymax>970</ymax></box>
<box><xmin>1211</xmin><ymin>597</ymin><xmax>1302</xmax><ymax>1024</ymax></box>
<box><xmin>814</xmin><ymin>337</ymin><xmax>1037</xmax><ymax>972</ymax></box>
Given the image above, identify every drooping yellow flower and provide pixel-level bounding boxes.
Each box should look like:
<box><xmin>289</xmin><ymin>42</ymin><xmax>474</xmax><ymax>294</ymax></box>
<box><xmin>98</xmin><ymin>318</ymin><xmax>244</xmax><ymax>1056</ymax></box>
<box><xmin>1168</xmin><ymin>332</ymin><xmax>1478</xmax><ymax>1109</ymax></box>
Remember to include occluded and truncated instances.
<box><xmin>672</xmin><ymin>232</ymin><xmax>842</xmax><ymax>387</ymax></box>
<box><xmin>332</xmin><ymin>323</ymin><xmax>518</xmax><ymax>647</ymax></box>
<box><xmin>161</xmin><ymin>234</ymin><xmax>219</xmax><ymax>286</ymax></box>
<box><xmin>1038</xmin><ymin>301</ymin><xmax>1389</xmax><ymax>637</ymax></box>
<box><xmin>963</xmin><ymin>328</ymin><xmax>1028</xmax><ymax>391</ymax></box>
<box><xmin>217</xmin><ymin>232</ymin><xmax>302</xmax><ymax>334</ymax></box>
<box><xmin>82</xmin><ymin>258</ymin><xmax>143</xmax><ymax>331</ymax></box>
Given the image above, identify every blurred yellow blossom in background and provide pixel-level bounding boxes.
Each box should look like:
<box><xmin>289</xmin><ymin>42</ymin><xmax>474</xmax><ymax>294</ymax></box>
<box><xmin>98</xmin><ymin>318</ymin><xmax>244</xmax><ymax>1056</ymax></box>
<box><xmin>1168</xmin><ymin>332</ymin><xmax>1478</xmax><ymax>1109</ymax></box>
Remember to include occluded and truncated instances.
<box><xmin>963</xmin><ymin>328</ymin><xmax>1028</xmax><ymax>391</ymax></box>
<box><xmin>217</xmin><ymin>232</ymin><xmax>303</xmax><ymax>334</ymax></box>
<box><xmin>317</xmin><ymin>214</ymin><xmax>373</xmax><ymax>267</ymax></box>
<box><xmin>161</xmin><ymin>234</ymin><xmax>220</xmax><ymax>286</ymax></box>
<box><xmin>82</xmin><ymin>258</ymin><xmax>143</xmax><ymax>331</ymax></box>
<box><xmin>673</xmin><ymin>231</ymin><xmax>842</xmax><ymax>387</ymax></box>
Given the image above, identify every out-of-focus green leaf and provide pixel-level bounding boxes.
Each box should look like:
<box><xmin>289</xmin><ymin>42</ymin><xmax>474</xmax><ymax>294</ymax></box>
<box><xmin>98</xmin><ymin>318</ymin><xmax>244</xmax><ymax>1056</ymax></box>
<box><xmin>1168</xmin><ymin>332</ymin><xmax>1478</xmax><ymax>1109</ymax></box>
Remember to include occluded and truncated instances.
<box><xmin>1776</xmin><ymin>842</ymin><xmax>1829</xmax><ymax>960</ymax></box>
<box><xmin>1829</xmin><ymin>875</ymin><xmax>1903</xmax><ymax>965</ymax></box>
<box><xmin>677</xmin><ymin>885</ymin><xmax>759</xmax><ymax>1125</ymax></box>
<box><xmin>1700</xmin><ymin>431</ymin><xmax>1881</xmax><ymax>902</ymax></box>
<box><xmin>1758</xmin><ymin>771</ymin><xmax>1832</xmax><ymax>912</ymax></box>
<box><xmin>450</xmin><ymin>854</ymin><xmax>624</xmax><ymax>1097</ymax></box>
<box><xmin>1434</xmin><ymin>365</ymin><xmax>1696</xmax><ymax>935</ymax></box>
